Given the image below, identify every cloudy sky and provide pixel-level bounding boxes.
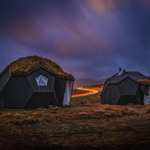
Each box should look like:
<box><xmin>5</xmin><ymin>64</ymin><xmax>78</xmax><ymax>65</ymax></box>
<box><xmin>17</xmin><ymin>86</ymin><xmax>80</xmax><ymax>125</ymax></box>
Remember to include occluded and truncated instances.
<box><xmin>0</xmin><ymin>0</ymin><xmax>150</xmax><ymax>80</ymax></box>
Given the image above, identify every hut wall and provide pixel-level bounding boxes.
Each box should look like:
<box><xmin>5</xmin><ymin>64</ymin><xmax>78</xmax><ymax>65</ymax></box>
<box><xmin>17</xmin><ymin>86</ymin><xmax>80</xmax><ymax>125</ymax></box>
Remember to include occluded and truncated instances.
<box><xmin>101</xmin><ymin>84</ymin><xmax>121</xmax><ymax>104</ymax></box>
<box><xmin>118</xmin><ymin>78</ymin><xmax>138</xmax><ymax>95</ymax></box>
<box><xmin>0</xmin><ymin>69</ymin><xmax>11</xmax><ymax>108</ymax></box>
<box><xmin>0</xmin><ymin>94</ymin><xmax>4</xmax><ymax>108</ymax></box>
<box><xmin>101</xmin><ymin>72</ymin><xmax>148</xmax><ymax>105</ymax></box>
<box><xmin>0</xmin><ymin>67</ymin><xmax>74</xmax><ymax>108</ymax></box>
<box><xmin>117</xmin><ymin>95</ymin><xmax>139</xmax><ymax>105</ymax></box>
<box><xmin>140</xmin><ymin>84</ymin><xmax>146</xmax><ymax>93</ymax></box>
<box><xmin>54</xmin><ymin>78</ymin><xmax>66</xmax><ymax>106</ymax></box>
<box><xmin>0</xmin><ymin>69</ymin><xmax>10</xmax><ymax>92</ymax></box>
<box><xmin>25</xmin><ymin>92</ymin><xmax>57</xmax><ymax>108</ymax></box>
<box><xmin>27</xmin><ymin>68</ymin><xmax>55</xmax><ymax>92</ymax></box>
<box><xmin>136</xmin><ymin>86</ymin><xmax>144</xmax><ymax>104</ymax></box>
<box><xmin>2</xmin><ymin>76</ymin><xmax>32</xmax><ymax>109</ymax></box>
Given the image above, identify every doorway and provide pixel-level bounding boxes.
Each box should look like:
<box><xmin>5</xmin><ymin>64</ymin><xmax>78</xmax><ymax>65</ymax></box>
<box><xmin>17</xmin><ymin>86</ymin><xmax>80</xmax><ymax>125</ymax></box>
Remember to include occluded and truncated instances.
<box><xmin>63</xmin><ymin>81</ymin><xmax>73</xmax><ymax>106</ymax></box>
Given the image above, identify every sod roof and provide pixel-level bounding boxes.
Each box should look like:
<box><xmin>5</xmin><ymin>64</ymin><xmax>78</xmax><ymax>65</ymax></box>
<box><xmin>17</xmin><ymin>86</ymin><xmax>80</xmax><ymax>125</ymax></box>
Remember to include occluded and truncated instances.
<box><xmin>2</xmin><ymin>56</ymin><xmax>74</xmax><ymax>79</ymax></box>
<box><xmin>138</xmin><ymin>79</ymin><xmax>150</xmax><ymax>85</ymax></box>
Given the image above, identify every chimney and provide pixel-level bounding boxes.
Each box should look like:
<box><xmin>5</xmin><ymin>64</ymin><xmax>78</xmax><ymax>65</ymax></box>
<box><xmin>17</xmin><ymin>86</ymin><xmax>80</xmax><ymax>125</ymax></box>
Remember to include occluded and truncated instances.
<box><xmin>117</xmin><ymin>67</ymin><xmax>124</xmax><ymax>76</ymax></box>
<box><xmin>119</xmin><ymin>67</ymin><xmax>122</xmax><ymax>72</ymax></box>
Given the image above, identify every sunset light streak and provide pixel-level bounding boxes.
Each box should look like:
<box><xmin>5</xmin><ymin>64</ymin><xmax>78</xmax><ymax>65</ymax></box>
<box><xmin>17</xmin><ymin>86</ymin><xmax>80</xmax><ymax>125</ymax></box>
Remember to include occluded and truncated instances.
<box><xmin>71</xmin><ymin>87</ymin><xmax>99</xmax><ymax>98</ymax></box>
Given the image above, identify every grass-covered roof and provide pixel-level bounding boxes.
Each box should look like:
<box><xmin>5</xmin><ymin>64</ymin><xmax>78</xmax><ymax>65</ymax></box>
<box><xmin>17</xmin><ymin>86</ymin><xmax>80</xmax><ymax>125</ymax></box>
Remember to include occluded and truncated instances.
<box><xmin>3</xmin><ymin>56</ymin><xmax>74</xmax><ymax>78</ymax></box>
<box><xmin>138</xmin><ymin>79</ymin><xmax>150</xmax><ymax>85</ymax></box>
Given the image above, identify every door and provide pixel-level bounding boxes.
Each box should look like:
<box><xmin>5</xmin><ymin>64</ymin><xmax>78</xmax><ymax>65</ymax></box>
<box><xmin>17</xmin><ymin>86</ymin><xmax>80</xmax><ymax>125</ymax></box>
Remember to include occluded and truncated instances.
<box><xmin>63</xmin><ymin>81</ymin><xmax>73</xmax><ymax>106</ymax></box>
<box><xmin>144</xmin><ymin>86</ymin><xmax>150</xmax><ymax>105</ymax></box>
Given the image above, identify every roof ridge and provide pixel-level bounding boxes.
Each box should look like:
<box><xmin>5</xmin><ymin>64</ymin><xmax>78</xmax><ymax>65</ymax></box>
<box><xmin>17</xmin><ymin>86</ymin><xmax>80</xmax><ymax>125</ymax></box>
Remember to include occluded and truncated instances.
<box><xmin>107</xmin><ymin>70</ymin><xmax>146</xmax><ymax>84</ymax></box>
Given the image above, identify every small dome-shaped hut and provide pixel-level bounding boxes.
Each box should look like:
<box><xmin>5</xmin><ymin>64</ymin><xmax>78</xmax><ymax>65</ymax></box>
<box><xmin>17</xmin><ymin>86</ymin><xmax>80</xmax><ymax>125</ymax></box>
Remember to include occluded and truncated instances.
<box><xmin>101</xmin><ymin>68</ymin><xmax>149</xmax><ymax>105</ymax></box>
<box><xmin>0</xmin><ymin>56</ymin><xmax>74</xmax><ymax>109</ymax></box>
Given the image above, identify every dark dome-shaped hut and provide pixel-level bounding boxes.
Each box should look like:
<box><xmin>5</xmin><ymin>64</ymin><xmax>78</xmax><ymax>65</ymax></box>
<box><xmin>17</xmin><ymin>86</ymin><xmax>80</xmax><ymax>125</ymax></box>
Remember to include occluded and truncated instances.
<box><xmin>0</xmin><ymin>56</ymin><xmax>74</xmax><ymax>109</ymax></box>
<box><xmin>101</xmin><ymin>68</ymin><xmax>149</xmax><ymax>105</ymax></box>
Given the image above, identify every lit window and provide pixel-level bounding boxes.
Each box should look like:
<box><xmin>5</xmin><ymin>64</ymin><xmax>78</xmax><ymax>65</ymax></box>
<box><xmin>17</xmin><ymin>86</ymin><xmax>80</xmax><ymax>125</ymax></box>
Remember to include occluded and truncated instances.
<box><xmin>35</xmin><ymin>75</ymin><xmax>48</xmax><ymax>86</ymax></box>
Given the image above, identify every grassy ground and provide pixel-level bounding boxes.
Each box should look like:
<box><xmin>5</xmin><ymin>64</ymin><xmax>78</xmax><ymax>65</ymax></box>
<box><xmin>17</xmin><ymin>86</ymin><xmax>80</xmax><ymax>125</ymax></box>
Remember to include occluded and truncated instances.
<box><xmin>72</xmin><ymin>89</ymin><xmax>88</xmax><ymax>95</ymax></box>
<box><xmin>71</xmin><ymin>93</ymin><xmax>100</xmax><ymax>106</ymax></box>
<box><xmin>0</xmin><ymin>88</ymin><xmax>150</xmax><ymax>150</ymax></box>
<box><xmin>71</xmin><ymin>85</ymin><xmax>102</xmax><ymax>106</ymax></box>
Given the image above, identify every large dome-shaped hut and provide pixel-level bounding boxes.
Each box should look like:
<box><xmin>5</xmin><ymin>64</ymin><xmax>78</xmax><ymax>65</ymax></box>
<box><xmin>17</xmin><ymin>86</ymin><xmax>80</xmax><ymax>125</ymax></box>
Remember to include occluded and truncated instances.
<box><xmin>0</xmin><ymin>56</ymin><xmax>74</xmax><ymax>109</ymax></box>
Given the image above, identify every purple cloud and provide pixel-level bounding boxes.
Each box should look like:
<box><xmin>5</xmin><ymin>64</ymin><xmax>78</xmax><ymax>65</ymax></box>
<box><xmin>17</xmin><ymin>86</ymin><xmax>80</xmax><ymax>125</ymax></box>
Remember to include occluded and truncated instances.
<box><xmin>0</xmin><ymin>0</ymin><xmax>150</xmax><ymax>81</ymax></box>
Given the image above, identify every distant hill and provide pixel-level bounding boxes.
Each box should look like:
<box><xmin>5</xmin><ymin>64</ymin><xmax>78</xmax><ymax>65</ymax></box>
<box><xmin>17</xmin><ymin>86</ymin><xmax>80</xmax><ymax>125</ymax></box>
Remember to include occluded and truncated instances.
<box><xmin>74</xmin><ymin>78</ymin><xmax>107</xmax><ymax>88</ymax></box>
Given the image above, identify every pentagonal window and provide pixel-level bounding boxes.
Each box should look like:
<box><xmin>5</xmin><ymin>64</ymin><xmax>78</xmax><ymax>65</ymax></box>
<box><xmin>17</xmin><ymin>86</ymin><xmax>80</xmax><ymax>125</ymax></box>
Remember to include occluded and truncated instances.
<box><xmin>35</xmin><ymin>75</ymin><xmax>48</xmax><ymax>86</ymax></box>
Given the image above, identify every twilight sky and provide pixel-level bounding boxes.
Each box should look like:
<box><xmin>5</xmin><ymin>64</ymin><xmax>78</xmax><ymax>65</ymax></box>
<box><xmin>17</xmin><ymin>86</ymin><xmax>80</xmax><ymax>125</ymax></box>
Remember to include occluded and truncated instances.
<box><xmin>0</xmin><ymin>0</ymin><xmax>150</xmax><ymax>80</ymax></box>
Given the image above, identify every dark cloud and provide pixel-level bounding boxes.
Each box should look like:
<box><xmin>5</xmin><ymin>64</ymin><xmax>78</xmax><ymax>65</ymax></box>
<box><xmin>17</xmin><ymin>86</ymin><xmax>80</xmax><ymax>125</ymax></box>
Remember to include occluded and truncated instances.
<box><xmin>0</xmin><ymin>0</ymin><xmax>150</xmax><ymax>80</ymax></box>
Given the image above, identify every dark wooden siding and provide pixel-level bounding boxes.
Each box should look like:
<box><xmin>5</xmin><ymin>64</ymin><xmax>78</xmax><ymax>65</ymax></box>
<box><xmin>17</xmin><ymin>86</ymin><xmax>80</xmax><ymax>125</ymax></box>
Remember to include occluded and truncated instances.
<box><xmin>0</xmin><ymin>68</ymin><xmax>10</xmax><ymax>107</ymax></box>
<box><xmin>27</xmin><ymin>68</ymin><xmax>55</xmax><ymax>93</ymax></box>
<box><xmin>117</xmin><ymin>96</ymin><xmax>140</xmax><ymax>105</ymax></box>
<box><xmin>101</xmin><ymin>84</ymin><xmax>121</xmax><ymax>104</ymax></box>
<box><xmin>0</xmin><ymin>94</ymin><xmax>4</xmax><ymax>108</ymax></box>
<box><xmin>55</xmin><ymin>78</ymin><xmax>66</xmax><ymax>106</ymax></box>
<box><xmin>25</xmin><ymin>92</ymin><xmax>57</xmax><ymax>108</ymax></box>
<box><xmin>136</xmin><ymin>86</ymin><xmax>144</xmax><ymax>104</ymax></box>
<box><xmin>117</xmin><ymin>85</ymin><xmax>144</xmax><ymax>105</ymax></box>
<box><xmin>118</xmin><ymin>78</ymin><xmax>138</xmax><ymax>95</ymax></box>
<box><xmin>101</xmin><ymin>72</ymin><xmax>147</xmax><ymax>105</ymax></box>
<box><xmin>140</xmin><ymin>84</ymin><xmax>146</xmax><ymax>93</ymax></box>
<box><xmin>0</xmin><ymin>67</ymin><xmax>73</xmax><ymax>108</ymax></box>
<box><xmin>0</xmin><ymin>69</ymin><xmax>10</xmax><ymax>92</ymax></box>
<box><xmin>2</xmin><ymin>76</ymin><xmax>33</xmax><ymax>109</ymax></box>
<box><xmin>101</xmin><ymin>78</ymin><xmax>145</xmax><ymax>105</ymax></box>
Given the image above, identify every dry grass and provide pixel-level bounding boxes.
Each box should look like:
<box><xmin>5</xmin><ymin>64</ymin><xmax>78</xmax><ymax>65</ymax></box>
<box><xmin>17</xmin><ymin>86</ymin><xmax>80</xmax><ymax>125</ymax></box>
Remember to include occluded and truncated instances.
<box><xmin>71</xmin><ymin>93</ymin><xmax>100</xmax><ymax>106</ymax></box>
<box><xmin>71</xmin><ymin>86</ymin><xmax>102</xmax><ymax>106</ymax></box>
<box><xmin>0</xmin><ymin>87</ymin><xmax>150</xmax><ymax>150</ymax></box>
<box><xmin>0</xmin><ymin>104</ymin><xmax>150</xmax><ymax>150</ymax></box>
<box><xmin>72</xmin><ymin>89</ymin><xmax>88</xmax><ymax>95</ymax></box>
<box><xmin>1</xmin><ymin>56</ymin><xmax>73</xmax><ymax>78</ymax></box>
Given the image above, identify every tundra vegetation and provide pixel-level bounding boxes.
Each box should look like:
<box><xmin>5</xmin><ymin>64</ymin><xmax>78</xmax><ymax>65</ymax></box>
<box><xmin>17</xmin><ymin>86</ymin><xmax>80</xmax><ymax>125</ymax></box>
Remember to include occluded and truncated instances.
<box><xmin>0</xmin><ymin>86</ymin><xmax>150</xmax><ymax>150</ymax></box>
<box><xmin>2</xmin><ymin>56</ymin><xmax>73</xmax><ymax>78</ymax></box>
